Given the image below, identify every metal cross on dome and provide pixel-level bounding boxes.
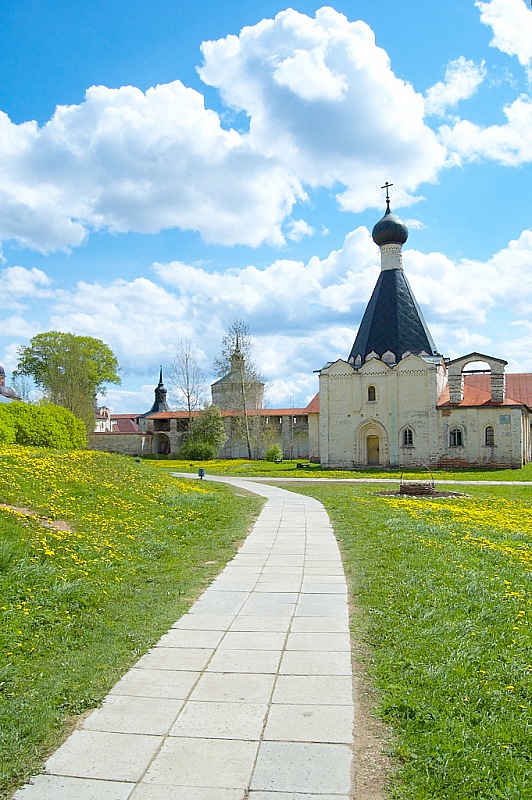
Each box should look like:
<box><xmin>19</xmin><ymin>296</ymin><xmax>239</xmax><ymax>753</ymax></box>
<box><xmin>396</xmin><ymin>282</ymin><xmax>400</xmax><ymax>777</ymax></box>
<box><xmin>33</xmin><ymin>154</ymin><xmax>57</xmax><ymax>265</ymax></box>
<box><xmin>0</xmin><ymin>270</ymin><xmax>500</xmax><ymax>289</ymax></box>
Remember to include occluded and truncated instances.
<box><xmin>381</xmin><ymin>181</ymin><xmax>393</xmax><ymax>211</ymax></box>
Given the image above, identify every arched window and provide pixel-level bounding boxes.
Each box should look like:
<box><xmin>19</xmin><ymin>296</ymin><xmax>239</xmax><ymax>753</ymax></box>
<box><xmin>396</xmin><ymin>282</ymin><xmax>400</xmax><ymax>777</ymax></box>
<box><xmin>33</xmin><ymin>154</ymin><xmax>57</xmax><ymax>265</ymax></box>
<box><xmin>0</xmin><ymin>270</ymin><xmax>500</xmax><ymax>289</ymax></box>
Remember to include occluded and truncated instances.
<box><xmin>402</xmin><ymin>427</ymin><xmax>414</xmax><ymax>447</ymax></box>
<box><xmin>367</xmin><ymin>385</ymin><xmax>376</xmax><ymax>402</ymax></box>
<box><xmin>485</xmin><ymin>425</ymin><xmax>495</xmax><ymax>446</ymax></box>
<box><xmin>450</xmin><ymin>428</ymin><xmax>463</xmax><ymax>447</ymax></box>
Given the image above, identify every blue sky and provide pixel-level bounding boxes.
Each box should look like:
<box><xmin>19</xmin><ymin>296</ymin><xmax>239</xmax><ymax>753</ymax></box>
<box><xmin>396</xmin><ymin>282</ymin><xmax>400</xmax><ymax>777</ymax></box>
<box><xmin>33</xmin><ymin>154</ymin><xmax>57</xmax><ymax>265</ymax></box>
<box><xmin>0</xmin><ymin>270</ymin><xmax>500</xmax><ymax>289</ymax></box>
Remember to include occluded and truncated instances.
<box><xmin>1</xmin><ymin>0</ymin><xmax>531</xmax><ymax>412</ymax></box>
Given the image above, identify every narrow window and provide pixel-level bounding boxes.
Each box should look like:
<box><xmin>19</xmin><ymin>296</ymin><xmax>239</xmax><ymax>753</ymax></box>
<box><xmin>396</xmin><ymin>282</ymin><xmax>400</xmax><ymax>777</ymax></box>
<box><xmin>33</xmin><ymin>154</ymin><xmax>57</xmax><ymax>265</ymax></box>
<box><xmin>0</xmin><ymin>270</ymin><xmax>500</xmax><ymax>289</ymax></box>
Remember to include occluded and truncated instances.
<box><xmin>402</xmin><ymin>427</ymin><xmax>414</xmax><ymax>446</ymax></box>
<box><xmin>367</xmin><ymin>385</ymin><xmax>376</xmax><ymax>402</ymax></box>
<box><xmin>485</xmin><ymin>425</ymin><xmax>495</xmax><ymax>446</ymax></box>
<box><xmin>450</xmin><ymin>428</ymin><xmax>463</xmax><ymax>447</ymax></box>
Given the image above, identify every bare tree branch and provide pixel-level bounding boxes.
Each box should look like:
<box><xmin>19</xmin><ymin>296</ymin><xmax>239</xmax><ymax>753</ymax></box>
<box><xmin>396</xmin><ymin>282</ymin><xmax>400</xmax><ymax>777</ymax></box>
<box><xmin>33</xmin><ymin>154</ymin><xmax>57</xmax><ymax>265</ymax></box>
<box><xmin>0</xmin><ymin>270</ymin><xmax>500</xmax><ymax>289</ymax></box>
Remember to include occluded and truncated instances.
<box><xmin>167</xmin><ymin>339</ymin><xmax>208</xmax><ymax>420</ymax></box>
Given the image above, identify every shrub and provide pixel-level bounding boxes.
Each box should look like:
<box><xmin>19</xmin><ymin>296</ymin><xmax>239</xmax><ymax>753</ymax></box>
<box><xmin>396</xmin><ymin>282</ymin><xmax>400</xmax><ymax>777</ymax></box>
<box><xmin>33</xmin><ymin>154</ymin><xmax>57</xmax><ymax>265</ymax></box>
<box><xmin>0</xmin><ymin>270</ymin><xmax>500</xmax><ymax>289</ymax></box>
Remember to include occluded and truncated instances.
<box><xmin>0</xmin><ymin>402</ymin><xmax>86</xmax><ymax>448</ymax></box>
<box><xmin>0</xmin><ymin>412</ymin><xmax>16</xmax><ymax>444</ymax></box>
<box><xmin>177</xmin><ymin>441</ymin><xmax>215</xmax><ymax>461</ymax></box>
<box><xmin>265</xmin><ymin>444</ymin><xmax>283</xmax><ymax>462</ymax></box>
<box><xmin>42</xmin><ymin>403</ymin><xmax>87</xmax><ymax>448</ymax></box>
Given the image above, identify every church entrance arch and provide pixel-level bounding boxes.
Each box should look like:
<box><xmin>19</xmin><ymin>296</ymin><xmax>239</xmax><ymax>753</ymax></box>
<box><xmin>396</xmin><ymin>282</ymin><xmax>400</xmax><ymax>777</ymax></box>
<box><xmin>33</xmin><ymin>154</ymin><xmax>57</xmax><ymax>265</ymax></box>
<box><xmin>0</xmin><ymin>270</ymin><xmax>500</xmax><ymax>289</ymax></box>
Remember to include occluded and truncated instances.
<box><xmin>356</xmin><ymin>420</ymin><xmax>387</xmax><ymax>467</ymax></box>
<box><xmin>367</xmin><ymin>435</ymin><xmax>380</xmax><ymax>465</ymax></box>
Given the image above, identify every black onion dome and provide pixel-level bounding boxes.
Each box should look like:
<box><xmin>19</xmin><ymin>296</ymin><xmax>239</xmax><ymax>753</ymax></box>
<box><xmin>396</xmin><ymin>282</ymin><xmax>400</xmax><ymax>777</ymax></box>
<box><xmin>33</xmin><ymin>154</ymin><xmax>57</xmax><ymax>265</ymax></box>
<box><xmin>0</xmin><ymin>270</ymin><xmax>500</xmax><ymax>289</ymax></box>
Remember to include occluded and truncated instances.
<box><xmin>372</xmin><ymin>206</ymin><xmax>408</xmax><ymax>246</ymax></box>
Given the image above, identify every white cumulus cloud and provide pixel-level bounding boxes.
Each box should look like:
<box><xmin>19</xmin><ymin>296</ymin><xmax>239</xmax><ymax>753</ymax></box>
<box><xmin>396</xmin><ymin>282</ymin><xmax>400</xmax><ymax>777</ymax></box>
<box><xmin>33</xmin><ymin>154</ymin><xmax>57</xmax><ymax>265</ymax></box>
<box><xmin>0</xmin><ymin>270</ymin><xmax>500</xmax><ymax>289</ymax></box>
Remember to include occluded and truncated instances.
<box><xmin>200</xmin><ymin>7</ymin><xmax>446</xmax><ymax>211</ymax></box>
<box><xmin>440</xmin><ymin>94</ymin><xmax>532</xmax><ymax>165</ymax></box>
<box><xmin>286</xmin><ymin>219</ymin><xmax>314</xmax><ymax>241</ymax></box>
<box><xmin>0</xmin><ymin>82</ymin><xmax>302</xmax><ymax>252</ymax></box>
<box><xmin>0</xmin><ymin>6</ymin><xmax>451</xmax><ymax>255</ymax></box>
<box><xmin>0</xmin><ymin>266</ymin><xmax>53</xmax><ymax>309</ymax></box>
<box><xmin>425</xmin><ymin>57</ymin><xmax>486</xmax><ymax>116</ymax></box>
<box><xmin>476</xmin><ymin>0</ymin><xmax>532</xmax><ymax>72</ymax></box>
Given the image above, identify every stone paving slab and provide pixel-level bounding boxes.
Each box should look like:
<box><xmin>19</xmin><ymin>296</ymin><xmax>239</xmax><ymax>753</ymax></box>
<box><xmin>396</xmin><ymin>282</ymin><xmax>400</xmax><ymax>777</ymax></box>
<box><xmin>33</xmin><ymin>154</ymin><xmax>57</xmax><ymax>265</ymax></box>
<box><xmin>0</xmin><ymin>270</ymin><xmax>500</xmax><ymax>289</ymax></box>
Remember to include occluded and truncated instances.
<box><xmin>43</xmin><ymin>730</ymin><xmax>160</xmax><ymax>782</ymax></box>
<box><xmin>12</xmin><ymin>478</ymin><xmax>355</xmax><ymax>799</ymax></box>
<box><xmin>11</xmin><ymin>776</ymin><xmax>133</xmax><ymax>800</ymax></box>
<box><xmin>250</xmin><ymin>741</ymin><xmax>353</xmax><ymax>794</ymax></box>
<box><xmin>108</xmin><ymin>667</ymin><xmax>200</xmax><ymax>699</ymax></box>
<box><xmin>83</xmin><ymin>695</ymin><xmax>184</xmax><ymax>735</ymax></box>
<box><xmin>142</xmin><ymin>737</ymin><xmax>260</xmax><ymax>788</ymax></box>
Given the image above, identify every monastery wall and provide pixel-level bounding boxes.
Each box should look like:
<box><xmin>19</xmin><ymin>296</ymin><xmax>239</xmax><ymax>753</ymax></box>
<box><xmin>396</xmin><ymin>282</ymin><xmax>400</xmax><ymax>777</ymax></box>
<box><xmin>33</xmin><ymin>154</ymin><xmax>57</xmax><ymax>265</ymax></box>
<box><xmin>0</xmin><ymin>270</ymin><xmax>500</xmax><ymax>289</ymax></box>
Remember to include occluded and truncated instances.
<box><xmin>89</xmin><ymin>432</ymin><xmax>147</xmax><ymax>456</ymax></box>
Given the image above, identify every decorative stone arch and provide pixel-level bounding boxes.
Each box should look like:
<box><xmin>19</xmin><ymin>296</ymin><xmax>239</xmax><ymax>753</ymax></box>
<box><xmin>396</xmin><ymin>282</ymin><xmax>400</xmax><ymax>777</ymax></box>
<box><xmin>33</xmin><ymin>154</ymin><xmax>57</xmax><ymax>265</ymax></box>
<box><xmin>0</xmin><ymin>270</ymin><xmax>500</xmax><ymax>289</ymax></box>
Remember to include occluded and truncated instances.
<box><xmin>153</xmin><ymin>432</ymin><xmax>171</xmax><ymax>455</ymax></box>
<box><xmin>356</xmin><ymin>420</ymin><xmax>388</xmax><ymax>466</ymax></box>
<box><xmin>447</xmin><ymin>352</ymin><xmax>507</xmax><ymax>404</ymax></box>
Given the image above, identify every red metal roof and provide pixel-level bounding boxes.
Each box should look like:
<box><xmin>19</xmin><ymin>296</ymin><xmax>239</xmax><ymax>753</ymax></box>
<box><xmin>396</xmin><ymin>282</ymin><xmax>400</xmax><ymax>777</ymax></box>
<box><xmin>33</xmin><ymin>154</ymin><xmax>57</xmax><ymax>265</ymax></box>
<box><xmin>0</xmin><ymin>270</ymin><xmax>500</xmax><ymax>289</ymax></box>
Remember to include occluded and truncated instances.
<box><xmin>438</xmin><ymin>374</ymin><xmax>532</xmax><ymax>408</ymax></box>
<box><xmin>304</xmin><ymin>393</ymin><xmax>320</xmax><ymax>413</ymax></box>
<box><xmin>113</xmin><ymin>417</ymin><xmax>140</xmax><ymax>432</ymax></box>
<box><xmin>146</xmin><ymin>408</ymin><xmax>308</xmax><ymax>419</ymax></box>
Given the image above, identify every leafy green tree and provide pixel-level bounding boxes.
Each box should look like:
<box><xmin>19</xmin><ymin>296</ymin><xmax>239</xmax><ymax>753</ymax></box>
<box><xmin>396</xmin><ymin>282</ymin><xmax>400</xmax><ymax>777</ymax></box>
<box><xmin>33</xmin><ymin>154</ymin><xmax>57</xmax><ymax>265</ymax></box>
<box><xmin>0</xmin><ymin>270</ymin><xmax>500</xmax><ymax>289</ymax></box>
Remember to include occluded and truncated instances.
<box><xmin>15</xmin><ymin>332</ymin><xmax>120</xmax><ymax>431</ymax></box>
<box><xmin>189</xmin><ymin>403</ymin><xmax>226</xmax><ymax>454</ymax></box>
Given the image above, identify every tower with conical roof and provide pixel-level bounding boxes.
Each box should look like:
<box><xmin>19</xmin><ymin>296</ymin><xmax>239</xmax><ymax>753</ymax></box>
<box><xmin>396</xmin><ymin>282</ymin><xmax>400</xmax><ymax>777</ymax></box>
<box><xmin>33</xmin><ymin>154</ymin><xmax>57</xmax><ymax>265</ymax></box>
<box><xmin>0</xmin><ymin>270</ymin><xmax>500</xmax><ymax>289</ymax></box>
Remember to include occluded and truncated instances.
<box><xmin>144</xmin><ymin>366</ymin><xmax>170</xmax><ymax>415</ymax></box>
<box><xmin>348</xmin><ymin>184</ymin><xmax>440</xmax><ymax>368</ymax></box>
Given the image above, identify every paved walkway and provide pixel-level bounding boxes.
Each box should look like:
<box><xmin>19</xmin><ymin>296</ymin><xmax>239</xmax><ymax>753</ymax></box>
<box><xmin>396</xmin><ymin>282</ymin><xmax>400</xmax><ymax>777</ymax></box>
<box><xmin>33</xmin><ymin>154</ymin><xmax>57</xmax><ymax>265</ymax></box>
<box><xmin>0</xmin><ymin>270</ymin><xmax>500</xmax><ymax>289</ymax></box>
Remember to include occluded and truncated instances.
<box><xmin>14</xmin><ymin>478</ymin><xmax>354</xmax><ymax>800</ymax></box>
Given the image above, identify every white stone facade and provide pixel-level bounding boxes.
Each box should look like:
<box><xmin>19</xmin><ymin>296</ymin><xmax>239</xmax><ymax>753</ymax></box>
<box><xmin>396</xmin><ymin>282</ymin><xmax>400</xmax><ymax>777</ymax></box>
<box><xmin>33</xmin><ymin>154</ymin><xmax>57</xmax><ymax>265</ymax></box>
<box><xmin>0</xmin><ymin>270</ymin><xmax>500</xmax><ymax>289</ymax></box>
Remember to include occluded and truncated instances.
<box><xmin>318</xmin><ymin>354</ymin><xmax>444</xmax><ymax>468</ymax></box>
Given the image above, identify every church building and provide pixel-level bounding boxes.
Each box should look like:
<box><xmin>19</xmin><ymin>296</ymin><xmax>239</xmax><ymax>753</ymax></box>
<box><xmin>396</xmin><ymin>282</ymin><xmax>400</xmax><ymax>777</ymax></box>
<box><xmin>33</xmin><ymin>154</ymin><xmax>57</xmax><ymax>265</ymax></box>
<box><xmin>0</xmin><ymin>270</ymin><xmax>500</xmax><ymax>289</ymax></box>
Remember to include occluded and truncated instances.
<box><xmin>312</xmin><ymin>191</ymin><xmax>532</xmax><ymax>469</ymax></box>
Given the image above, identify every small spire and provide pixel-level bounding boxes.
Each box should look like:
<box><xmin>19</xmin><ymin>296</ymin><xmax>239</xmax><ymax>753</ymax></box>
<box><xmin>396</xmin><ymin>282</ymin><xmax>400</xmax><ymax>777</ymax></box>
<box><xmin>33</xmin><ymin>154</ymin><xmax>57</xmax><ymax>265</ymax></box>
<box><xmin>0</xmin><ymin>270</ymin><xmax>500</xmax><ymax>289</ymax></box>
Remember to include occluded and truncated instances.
<box><xmin>158</xmin><ymin>365</ymin><xmax>163</xmax><ymax>385</ymax></box>
<box><xmin>381</xmin><ymin>181</ymin><xmax>393</xmax><ymax>213</ymax></box>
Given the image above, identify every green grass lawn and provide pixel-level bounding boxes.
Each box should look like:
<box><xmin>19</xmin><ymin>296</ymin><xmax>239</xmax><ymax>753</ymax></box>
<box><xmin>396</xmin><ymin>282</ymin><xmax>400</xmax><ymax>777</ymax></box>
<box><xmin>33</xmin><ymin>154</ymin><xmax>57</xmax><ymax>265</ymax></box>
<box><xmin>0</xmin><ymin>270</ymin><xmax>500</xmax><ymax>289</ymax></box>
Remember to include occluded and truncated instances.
<box><xmin>290</xmin><ymin>481</ymin><xmax>532</xmax><ymax>800</ymax></box>
<box><xmin>148</xmin><ymin>456</ymin><xmax>532</xmax><ymax>482</ymax></box>
<box><xmin>2</xmin><ymin>447</ymin><xmax>531</xmax><ymax>799</ymax></box>
<box><xmin>0</xmin><ymin>445</ymin><xmax>263</xmax><ymax>800</ymax></box>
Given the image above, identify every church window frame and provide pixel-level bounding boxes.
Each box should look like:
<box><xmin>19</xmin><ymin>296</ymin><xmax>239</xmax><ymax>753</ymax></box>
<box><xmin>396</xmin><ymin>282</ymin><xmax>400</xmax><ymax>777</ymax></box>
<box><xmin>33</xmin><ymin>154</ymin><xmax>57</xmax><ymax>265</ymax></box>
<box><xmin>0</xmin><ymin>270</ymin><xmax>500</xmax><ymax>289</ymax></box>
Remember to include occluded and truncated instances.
<box><xmin>401</xmin><ymin>426</ymin><xmax>414</xmax><ymax>448</ymax></box>
<box><xmin>484</xmin><ymin>425</ymin><xmax>495</xmax><ymax>447</ymax></box>
<box><xmin>367</xmin><ymin>385</ymin><xmax>376</xmax><ymax>402</ymax></box>
<box><xmin>449</xmin><ymin>427</ymin><xmax>463</xmax><ymax>447</ymax></box>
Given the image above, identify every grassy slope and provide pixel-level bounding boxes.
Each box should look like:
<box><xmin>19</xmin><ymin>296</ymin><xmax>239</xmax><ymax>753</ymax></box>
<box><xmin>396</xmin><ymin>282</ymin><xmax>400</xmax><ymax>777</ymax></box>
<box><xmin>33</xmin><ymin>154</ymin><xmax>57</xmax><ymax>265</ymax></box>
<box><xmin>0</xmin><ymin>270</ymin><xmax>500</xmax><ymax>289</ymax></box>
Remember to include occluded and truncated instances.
<box><xmin>289</xmin><ymin>482</ymin><xmax>532</xmax><ymax>800</ymax></box>
<box><xmin>0</xmin><ymin>446</ymin><xmax>263</xmax><ymax>799</ymax></box>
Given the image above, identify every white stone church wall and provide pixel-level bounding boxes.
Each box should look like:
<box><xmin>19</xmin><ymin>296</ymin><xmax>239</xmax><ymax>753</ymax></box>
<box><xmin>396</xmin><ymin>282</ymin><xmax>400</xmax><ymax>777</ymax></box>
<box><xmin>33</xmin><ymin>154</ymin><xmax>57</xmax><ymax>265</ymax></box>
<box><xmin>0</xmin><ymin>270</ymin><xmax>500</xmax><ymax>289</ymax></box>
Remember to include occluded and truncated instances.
<box><xmin>319</xmin><ymin>356</ymin><xmax>443</xmax><ymax>468</ymax></box>
<box><xmin>438</xmin><ymin>407</ymin><xmax>525</xmax><ymax>468</ymax></box>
